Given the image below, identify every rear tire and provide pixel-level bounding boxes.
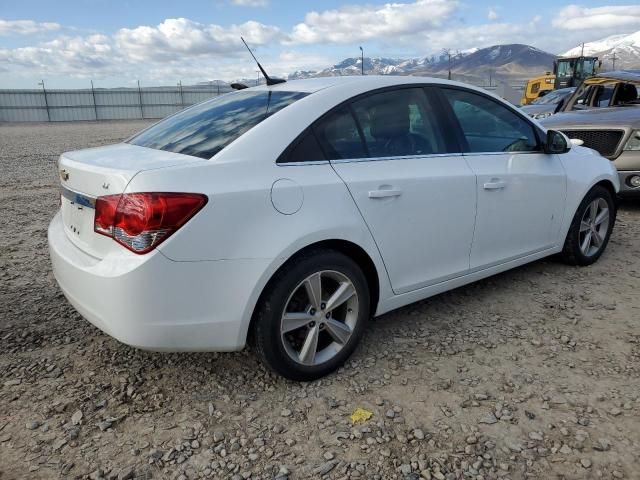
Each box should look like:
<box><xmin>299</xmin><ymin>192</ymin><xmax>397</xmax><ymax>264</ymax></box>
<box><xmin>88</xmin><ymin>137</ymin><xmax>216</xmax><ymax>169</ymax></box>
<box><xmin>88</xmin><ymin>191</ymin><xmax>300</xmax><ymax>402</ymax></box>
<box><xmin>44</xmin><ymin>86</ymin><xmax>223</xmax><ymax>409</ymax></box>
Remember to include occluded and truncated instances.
<box><xmin>251</xmin><ymin>249</ymin><xmax>370</xmax><ymax>381</ymax></box>
<box><xmin>560</xmin><ymin>185</ymin><xmax>616</xmax><ymax>266</ymax></box>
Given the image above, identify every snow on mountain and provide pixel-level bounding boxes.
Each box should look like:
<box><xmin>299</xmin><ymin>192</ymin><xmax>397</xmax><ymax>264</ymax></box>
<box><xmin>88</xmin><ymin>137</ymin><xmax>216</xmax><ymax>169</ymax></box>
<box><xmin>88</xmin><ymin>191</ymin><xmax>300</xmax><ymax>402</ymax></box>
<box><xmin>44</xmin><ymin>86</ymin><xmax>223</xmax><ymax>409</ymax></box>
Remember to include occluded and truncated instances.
<box><xmin>562</xmin><ymin>31</ymin><xmax>640</xmax><ymax>69</ymax></box>
<box><xmin>288</xmin><ymin>44</ymin><xmax>556</xmax><ymax>83</ymax></box>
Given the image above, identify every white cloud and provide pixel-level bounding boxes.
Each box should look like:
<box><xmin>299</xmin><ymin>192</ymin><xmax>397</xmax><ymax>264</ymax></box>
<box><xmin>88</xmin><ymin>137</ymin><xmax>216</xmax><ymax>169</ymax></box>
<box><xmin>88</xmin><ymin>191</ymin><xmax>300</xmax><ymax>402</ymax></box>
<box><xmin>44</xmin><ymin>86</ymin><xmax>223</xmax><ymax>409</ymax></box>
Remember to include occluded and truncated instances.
<box><xmin>290</xmin><ymin>0</ymin><xmax>458</xmax><ymax>44</ymax></box>
<box><xmin>115</xmin><ymin>18</ymin><xmax>284</xmax><ymax>61</ymax></box>
<box><xmin>230</xmin><ymin>0</ymin><xmax>269</xmax><ymax>6</ymax></box>
<box><xmin>487</xmin><ymin>8</ymin><xmax>498</xmax><ymax>21</ymax></box>
<box><xmin>0</xmin><ymin>19</ymin><xmax>60</xmax><ymax>36</ymax></box>
<box><xmin>552</xmin><ymin>5</ymin><xmax>640</xmax><ymax>30</ymax></box>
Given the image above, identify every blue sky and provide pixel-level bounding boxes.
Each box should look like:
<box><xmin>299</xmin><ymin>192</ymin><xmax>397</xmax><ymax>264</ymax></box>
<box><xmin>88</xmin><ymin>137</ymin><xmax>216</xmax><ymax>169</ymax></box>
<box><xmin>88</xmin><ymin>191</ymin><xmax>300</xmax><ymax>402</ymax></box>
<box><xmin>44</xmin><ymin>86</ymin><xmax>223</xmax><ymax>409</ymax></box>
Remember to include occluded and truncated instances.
<box><xmin>1</xmin><ymin>1</ymin><xmax>639</xmax><ymax>88</ymax></box>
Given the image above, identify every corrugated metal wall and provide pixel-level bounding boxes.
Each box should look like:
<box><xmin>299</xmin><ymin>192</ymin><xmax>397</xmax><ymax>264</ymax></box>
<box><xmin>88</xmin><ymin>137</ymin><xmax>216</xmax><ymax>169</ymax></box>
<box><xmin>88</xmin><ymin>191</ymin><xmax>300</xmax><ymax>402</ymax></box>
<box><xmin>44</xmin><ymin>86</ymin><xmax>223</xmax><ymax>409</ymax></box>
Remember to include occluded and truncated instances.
<box><xmin>0</xmin><ymin>85</ymin><xmax>234</xmax><ymax>122</ymax></box>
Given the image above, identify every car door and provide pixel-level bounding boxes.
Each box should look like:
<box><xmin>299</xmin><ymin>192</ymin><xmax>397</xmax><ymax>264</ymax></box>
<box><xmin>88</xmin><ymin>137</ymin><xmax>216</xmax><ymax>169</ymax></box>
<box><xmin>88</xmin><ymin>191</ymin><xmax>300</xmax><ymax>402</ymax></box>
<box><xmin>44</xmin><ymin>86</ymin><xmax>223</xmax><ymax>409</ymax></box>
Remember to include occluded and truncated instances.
<box><xmin>317</xmin><ymin>87</ymin><xmax>476</xmax><ymax>295</ymax></box>
<box><xmin>438</xmin><ymin>87</ymin><xmax>566</xmax><ymax>270</ymax></box>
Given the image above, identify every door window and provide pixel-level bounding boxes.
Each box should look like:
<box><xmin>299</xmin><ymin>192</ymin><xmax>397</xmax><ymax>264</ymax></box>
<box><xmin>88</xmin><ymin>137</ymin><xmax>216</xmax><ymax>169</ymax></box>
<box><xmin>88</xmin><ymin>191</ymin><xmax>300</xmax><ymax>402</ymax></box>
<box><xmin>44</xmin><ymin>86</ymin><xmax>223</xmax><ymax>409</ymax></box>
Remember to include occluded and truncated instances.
<box><xmin>351</xmin><ymin>88</ymin><xmax>446</xmax><ymax>157</ymax></box>
<box><xmin>441</xmin><ymin>88</ymin><xmax>539</xmax><ymax>153</ymax></box>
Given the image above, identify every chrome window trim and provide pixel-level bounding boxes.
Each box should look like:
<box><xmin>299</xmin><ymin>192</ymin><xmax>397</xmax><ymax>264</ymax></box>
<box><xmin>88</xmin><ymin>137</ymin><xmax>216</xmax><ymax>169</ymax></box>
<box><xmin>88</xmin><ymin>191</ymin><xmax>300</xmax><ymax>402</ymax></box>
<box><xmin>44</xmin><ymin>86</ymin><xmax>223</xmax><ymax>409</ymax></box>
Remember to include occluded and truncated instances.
<box><xmin>329</xmin><ymin>152</ymin><xmax>464</xmax><ymax>164</ymax></box>
<box><xmin>60</xmin><ymin>185</ymin><xmax>96</xmax><ymax>209</ymax></box>
<box><xmin>277</xmin><ymin>160</ymin><xmax>330</xmax><ymax>167</ymax></box>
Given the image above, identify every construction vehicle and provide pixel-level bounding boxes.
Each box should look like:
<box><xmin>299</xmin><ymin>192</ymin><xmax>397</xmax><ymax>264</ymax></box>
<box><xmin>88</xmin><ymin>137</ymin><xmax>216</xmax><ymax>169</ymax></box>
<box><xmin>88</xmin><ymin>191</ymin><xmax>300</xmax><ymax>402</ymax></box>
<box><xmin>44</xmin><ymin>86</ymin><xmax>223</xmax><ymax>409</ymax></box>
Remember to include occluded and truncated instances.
<box><xmin>520</xmin><ymin>56</ymin><xmax>600</xmax><ymax>105</ymax></box>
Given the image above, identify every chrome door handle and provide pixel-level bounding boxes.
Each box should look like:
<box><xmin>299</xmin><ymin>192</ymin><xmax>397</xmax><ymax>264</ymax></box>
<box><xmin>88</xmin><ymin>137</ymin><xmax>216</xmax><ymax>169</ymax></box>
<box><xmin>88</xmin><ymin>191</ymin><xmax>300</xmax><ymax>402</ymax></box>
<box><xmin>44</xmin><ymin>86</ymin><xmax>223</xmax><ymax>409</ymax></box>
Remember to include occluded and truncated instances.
<box><xmin>483</xmin><ymin>181</ymin><xmax>506</xmax><ymax>190</ymax></box>
<box><xmin>368</xmin><ymin>189</ymin><xmax>402</xmax><ymax>198</ymax></box>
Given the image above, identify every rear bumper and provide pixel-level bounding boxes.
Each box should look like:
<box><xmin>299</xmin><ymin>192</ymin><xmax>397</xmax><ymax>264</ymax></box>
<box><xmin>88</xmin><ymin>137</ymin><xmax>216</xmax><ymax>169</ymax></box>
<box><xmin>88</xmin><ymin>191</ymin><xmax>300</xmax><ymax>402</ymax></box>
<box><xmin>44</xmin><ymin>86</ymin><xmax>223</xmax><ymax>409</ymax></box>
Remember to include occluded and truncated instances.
<box><xmin>618</xmin><ymin>171</ymin><xmax>640</xmax><ymax>196</ymax></box>
<box><xmin>48</xmin><ymin>212</ymin><xmax>270</xmax><ymax>351</ymax></box>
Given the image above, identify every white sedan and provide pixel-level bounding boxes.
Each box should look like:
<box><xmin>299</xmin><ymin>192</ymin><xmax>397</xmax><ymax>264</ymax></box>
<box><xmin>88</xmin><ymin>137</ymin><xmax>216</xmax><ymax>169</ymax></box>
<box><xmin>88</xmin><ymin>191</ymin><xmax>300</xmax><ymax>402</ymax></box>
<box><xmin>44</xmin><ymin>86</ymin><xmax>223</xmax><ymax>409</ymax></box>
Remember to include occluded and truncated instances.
<box><xmin>49</xmin><ymin>76</ymin><xmax>619</xmax><ymax>380</ymax></box>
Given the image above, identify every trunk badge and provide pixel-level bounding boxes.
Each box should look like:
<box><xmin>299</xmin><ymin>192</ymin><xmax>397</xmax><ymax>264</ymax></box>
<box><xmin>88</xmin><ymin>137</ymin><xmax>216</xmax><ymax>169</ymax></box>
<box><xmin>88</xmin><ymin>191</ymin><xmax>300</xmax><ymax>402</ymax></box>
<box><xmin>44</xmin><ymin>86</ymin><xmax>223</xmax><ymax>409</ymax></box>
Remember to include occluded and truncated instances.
<box><xmin>60</xmin><ymin>169</ymin><xmax>69</xmax><ymax>181</ymax></box>
<box><xmin>102</xmin><ymin>182</ymin><xmax>110</xmax><ymax>190</ymax></box>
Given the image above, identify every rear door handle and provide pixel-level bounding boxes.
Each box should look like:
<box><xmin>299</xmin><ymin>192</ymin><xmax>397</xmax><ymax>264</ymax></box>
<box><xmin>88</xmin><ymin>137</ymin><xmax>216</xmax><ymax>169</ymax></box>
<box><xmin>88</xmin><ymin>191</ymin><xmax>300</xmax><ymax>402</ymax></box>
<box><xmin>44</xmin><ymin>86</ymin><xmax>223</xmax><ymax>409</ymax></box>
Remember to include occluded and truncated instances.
<box><xmin>483</xmin><ymin>180</ymin><xmax>506</xmax><ymax>190</ymax></box>
<box><xmin>368</xmin><ymin>189</ymin><xmax>402</xmax><ymax>198</ymax></box>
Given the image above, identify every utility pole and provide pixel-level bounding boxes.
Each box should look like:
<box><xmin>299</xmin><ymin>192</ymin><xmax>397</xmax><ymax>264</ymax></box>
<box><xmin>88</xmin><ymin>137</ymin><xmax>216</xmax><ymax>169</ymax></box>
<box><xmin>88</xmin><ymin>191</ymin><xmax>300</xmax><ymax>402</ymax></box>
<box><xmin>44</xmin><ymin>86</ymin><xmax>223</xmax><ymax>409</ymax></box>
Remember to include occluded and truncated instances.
<box><xmin>90</xmin><ymin>80</ymin><xmax>98</xmax><ymax>120</ymax></box>
<box><xmin>443</xmin><ymin>48</ymin><xmax>452</xmax><ymax>80</ymax></box>
<box><xmin>137</xmin><ymin>80</ymin><xmax>144</xmax><ymax>119</ymax></box>
<box><xmin>177</xmin><ymin>80</ymin><xmax>184</xmax><ymax>108</ymax></box>
<box><xmin>611</xmin><ymin>52</ymin><xmax>617</xmax><ymax>70</ymax></box>
<box><xmin>38</xmin><ymin>80</ymin><xmax>50</xmax><ymax>122</ymax></box>
<box><xmin>580</xmin><ymin>42</ymin><xmax>585</xmax><ymax>57</ymax></box>
<box><xmin>359</xmin><ymin>46</ymin><xmax>364</xmax><ymax>75</ymax></box>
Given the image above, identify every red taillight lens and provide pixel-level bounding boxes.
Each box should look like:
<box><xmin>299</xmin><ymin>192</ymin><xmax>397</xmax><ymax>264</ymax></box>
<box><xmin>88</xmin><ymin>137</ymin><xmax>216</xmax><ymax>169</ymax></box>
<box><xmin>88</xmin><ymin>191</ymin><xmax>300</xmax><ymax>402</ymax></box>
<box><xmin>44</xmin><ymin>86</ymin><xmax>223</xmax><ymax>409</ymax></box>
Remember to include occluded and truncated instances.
<box><xmin>94</xmin><ymin>192</ymin><xmax>207</xmax><ymax>254</ymax></box>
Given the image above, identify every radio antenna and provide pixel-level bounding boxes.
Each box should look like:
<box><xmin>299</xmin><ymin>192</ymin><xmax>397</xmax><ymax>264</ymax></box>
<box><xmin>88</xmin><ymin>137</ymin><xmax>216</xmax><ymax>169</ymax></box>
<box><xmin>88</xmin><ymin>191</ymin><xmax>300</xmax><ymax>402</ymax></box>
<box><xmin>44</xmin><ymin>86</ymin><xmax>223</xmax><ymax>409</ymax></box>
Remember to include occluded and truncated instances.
<box><xmin>240</xmin><ymin>37</ymin><xmax>286</xmax><ymax>86</ymax></box>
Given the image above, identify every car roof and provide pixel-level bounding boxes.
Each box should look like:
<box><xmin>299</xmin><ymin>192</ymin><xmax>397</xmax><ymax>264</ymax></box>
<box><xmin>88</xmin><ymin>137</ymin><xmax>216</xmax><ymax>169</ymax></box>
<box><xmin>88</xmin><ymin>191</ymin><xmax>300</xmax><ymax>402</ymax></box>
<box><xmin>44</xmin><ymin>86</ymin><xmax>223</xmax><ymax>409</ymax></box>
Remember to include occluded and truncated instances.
<box><xmin>246</xmin><ymin>75</ymin><xmax>469</xmax><ymax>94</ymax></box>
<box><xmin>586</xmin><ymin>70</ymin><xmax>640</xmax><ymax>85</ymax></box>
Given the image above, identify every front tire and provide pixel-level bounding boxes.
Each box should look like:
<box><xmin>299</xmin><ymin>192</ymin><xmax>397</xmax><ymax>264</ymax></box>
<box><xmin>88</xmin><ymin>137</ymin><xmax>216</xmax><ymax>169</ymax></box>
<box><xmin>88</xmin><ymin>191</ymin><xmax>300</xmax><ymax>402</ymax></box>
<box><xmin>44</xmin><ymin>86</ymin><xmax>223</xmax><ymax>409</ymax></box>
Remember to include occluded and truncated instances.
<box><xmin>560</xmin><ymin>185</ymin><xmax>616</xmax><ymax>266</ymax></box>
<box><xmin>251</xmin><ymin>249</ymin><xmax>370</xmax><ymax>381</ymax></box>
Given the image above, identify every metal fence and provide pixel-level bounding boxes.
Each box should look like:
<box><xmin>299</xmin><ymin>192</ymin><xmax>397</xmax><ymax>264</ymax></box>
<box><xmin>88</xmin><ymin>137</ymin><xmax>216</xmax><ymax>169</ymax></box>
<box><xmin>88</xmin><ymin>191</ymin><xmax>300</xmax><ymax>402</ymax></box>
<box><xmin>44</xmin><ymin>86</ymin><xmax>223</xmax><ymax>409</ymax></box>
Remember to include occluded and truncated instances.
<box><xmin>0</xmin><ymin>84</ymin><xmax>234</xmax><ymax>122</ymax></box>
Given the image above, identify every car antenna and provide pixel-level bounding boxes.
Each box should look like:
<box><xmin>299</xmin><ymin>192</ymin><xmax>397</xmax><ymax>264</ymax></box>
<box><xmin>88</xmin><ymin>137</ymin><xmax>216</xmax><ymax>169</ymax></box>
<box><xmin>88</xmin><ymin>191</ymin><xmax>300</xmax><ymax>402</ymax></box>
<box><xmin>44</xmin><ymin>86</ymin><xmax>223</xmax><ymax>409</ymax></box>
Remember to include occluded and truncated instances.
<box><xmin>240</xmin><ymin>36</ymin><xmax>286</xmax><ymax>86</ymax></box>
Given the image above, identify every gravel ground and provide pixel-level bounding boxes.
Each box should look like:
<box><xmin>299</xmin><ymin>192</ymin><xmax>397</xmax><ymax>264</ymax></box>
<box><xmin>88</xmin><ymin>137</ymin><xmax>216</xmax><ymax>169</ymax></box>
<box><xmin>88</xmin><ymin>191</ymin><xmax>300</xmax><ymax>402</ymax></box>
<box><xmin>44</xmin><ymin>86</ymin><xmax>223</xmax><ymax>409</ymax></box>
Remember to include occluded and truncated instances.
<box><xmin>1</xmin><ymin>120</ymin><xmax>640</xmax><ymax>480</ymax></box>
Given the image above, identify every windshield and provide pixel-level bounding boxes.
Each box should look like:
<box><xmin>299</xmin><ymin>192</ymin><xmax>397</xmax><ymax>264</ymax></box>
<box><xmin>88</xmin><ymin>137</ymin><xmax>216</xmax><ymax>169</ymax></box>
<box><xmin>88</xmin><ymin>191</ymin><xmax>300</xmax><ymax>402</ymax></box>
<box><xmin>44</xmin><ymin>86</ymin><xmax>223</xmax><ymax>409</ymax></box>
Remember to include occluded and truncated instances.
<box><xmin>532</xmin><ymin>89</ymin><xmax>573</xmax><ymax>105</ymax></box>
<box><xmin>129</xmin><ymin>90</ymin><xmax>308</xmax><ymax>159</ymax></box>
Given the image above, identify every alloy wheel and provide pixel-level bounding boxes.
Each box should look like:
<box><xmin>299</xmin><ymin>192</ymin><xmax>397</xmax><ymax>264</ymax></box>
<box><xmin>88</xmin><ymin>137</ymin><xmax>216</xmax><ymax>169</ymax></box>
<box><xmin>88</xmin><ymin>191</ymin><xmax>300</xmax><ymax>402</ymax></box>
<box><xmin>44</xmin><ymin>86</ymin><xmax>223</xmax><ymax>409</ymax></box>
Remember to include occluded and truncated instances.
<box><xmin>280</xmin><ymin>270</ymin><xmax>359</xmax><ymax>366</ymax></box>
<box><xmin>579</xmin><ymin>197</ymin><xmax>610</xmax><ymax>257</ymax></box>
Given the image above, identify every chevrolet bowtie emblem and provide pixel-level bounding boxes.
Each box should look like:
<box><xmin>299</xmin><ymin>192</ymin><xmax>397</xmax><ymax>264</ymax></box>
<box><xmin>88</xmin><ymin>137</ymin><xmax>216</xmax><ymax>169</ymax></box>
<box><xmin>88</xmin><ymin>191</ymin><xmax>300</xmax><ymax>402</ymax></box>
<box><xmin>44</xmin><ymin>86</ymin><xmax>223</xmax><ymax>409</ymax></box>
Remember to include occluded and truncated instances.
<box><xmin>60</xmin><ymin>169</ymin><xmax>69</xmax><ymax>181</ymax></box>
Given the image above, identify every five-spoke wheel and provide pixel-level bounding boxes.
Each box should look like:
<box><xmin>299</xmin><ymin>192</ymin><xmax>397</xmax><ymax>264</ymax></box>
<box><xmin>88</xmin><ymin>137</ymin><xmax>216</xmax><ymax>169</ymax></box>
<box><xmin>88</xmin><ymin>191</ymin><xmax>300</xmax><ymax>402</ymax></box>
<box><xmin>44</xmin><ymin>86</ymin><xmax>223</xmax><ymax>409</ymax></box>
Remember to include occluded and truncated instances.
<box><xmin>251</xmin><ymin>249</ymin><xmax>370</xmax><ymax>381</ymax></box>
<box><xmin>562</xmin><ymin>185</ymin><xmax>615</xmax><ymax>266</ymax></box>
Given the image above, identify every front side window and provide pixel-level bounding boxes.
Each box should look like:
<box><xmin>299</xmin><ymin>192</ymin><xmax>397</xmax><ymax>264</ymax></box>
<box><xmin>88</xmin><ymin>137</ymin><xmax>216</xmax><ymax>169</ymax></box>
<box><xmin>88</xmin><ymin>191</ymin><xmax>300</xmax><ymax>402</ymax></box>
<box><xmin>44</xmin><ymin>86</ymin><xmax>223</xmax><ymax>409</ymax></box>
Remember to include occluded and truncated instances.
<box><xmin>441</xmin><ymin>88</ymin><xmax>539</xmax><ymax>153</ymax></box>
<box><xmin>351</xmin><ymin>88</ymin><xmax>446</xmax><ymax>157</ymax></box>
<box><xmin>129</xmin><ymin>91</ymin><xmax>307</xmax><ymax>159</ymax></box>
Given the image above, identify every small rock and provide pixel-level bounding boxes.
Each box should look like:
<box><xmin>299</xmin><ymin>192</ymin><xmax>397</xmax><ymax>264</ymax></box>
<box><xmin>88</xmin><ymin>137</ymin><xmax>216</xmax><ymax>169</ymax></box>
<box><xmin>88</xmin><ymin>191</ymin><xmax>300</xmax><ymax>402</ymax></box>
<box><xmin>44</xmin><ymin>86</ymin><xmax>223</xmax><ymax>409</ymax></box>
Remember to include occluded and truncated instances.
<box><xmin>385</xmin><ymin>409</ymin><xmax>395</xmax><ymax>419</ymax></box>
<box><xmin>26</xmin><ymin>421</ymin><xmax>41</xmax><ymax>430</ymax></box>
<box><xmin>610</xmin><ymin>407</ymin><xmax>622</xmax><ymax>417</ymax></box>
<box><xmin>71</xmin><ymin>410</ymin><xmax>83</xmax><ymax>426</ymax></box>
<box><xmin>413</xmin><ymin>428</ymin><xmax>425</xmax><ymax>440</ymax></box>
<box><xmin>399</xmin><ymin>464</ymin><xmax>412</xmax><ymax>475</ymax></box>
<box><xmin>580</xmin><ymin>458</ymin><xmax>592</xmax><ymax>469</ymax></box>
<box><xmin>528</xmin><ymin>431</ymin><xmax>543</xmax><ymax>441</ymax></box>
<box><xmin>478</xmin><ymin>412</ymin><xmax>498</xmax><ymax>424</ymax></box>
<box><xmin>323</xmin><ymin>451</ymin><xmax>334</xmax><ymax>460</ymax></box>
<box><xmin>559</xmin><ymin>444</ymin><xmax>572</xmax><ymax>455</ymax></box>
<box><xmin>281</xmin><ymin>409</ymin><xmax>292</xmax><ymax>418</ymax></box>
<box><xmin>118</xmin><ymin>466</ymin><xmax>135</xmax><ymax>480</ymax></box>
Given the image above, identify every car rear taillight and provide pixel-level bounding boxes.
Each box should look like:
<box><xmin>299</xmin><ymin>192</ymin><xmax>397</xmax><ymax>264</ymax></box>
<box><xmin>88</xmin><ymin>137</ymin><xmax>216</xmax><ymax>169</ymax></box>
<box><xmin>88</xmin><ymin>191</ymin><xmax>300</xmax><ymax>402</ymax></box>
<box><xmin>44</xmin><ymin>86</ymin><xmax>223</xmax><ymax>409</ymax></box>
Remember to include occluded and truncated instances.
<box><xmin>94</xmin><ymin>192</ymin><xmax>208</xmax><ymax>254</ymax></box>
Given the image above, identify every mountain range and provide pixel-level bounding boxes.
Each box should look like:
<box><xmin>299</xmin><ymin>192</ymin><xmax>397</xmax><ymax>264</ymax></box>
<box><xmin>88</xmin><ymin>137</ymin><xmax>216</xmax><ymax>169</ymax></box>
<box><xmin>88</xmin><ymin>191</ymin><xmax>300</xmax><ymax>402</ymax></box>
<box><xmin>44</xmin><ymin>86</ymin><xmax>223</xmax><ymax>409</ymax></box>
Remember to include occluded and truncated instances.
<box><xmin>562</xmin><ymin>31</ymin><xmax>640</xmax><ymax>70</ymax></box>
<box><xmin>287</xmin><ymin>31</ymin><xmax>640</xmax><ymax>85</ymax></box>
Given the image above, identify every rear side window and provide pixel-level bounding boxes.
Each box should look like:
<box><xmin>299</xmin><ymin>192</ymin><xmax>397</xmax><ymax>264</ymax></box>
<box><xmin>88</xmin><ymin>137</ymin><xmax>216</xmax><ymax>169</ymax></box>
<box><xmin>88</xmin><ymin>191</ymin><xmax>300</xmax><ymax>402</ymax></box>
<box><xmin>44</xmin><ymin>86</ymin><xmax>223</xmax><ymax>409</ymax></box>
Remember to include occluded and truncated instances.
<box><xmin>351</xmin><ymin>88</ymin><xmax>446</xmax><ymax>157</ymax></box>
<box><xmin>441</xmin><ymin>88</ymin><xmax>539</xmax><ymax>153</ymax></box>
<box><xmin>313</xmin><ymin>107</ymin><xmax>367</xmax><ymax>160</ymax></box>
<box><xmin>279</xmin><ymin>129</ymin><xmax>326</xmax><ymax>163</ymax></box>
<box><xmin>128</xmin><ymin>91</ymin><xmax>307</xmax><ymax>159</ymax></box>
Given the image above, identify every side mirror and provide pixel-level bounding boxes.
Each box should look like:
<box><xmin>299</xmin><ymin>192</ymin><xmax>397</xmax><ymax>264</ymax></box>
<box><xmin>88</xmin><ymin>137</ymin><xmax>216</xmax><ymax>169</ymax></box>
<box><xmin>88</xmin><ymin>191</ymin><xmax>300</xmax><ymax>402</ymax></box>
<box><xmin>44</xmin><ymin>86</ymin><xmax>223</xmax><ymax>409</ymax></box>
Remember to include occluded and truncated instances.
<box><xmin>544</xmin><ymin>130</ymin><xmax>569</xmax><ymax>154</ymax></box>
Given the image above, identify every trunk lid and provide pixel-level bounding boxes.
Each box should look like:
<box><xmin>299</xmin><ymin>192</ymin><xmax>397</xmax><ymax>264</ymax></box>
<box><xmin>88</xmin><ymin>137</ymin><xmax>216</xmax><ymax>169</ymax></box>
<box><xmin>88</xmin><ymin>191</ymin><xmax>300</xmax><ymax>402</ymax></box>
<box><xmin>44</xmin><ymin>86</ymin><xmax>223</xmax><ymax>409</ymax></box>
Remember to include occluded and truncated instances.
<box><xmin>58</xmin><ymin>143</ymin><xmax>204</xmax><ymax>258</ymax></box>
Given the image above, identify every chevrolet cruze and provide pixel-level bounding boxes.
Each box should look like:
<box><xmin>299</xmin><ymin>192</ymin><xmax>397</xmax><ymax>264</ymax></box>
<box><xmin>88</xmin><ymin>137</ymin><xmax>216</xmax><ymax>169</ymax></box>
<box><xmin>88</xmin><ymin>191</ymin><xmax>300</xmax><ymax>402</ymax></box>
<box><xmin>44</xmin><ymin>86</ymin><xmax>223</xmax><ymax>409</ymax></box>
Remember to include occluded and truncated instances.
<box><xmin>49</xmin><ymin>76</ymin><xmax>619</xmax><ymax>380</ymax></box>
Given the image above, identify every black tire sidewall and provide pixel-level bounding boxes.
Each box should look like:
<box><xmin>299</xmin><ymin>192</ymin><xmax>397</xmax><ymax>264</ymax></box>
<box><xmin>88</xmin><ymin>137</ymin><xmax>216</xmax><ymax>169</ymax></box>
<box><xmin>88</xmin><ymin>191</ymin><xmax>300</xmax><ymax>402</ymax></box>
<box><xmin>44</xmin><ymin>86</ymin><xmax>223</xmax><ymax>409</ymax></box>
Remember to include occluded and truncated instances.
<box><xmin>253</xmin><ymin>250</ymin><xmax>370</xmax><ymax>381</ymax></box>
<box><xmin>565</xmin><ymin>186</ymin><xmax>616</xmax><ymax>265</ymax></box>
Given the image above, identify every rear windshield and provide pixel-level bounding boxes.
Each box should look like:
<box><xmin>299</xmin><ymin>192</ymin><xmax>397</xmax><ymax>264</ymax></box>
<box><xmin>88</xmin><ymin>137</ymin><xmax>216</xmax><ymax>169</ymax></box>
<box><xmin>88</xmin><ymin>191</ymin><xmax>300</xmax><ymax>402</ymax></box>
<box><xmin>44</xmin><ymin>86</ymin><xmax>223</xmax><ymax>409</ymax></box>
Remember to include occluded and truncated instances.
<box><xmin>128</xmin><ymin>90</ymin><xmax>308</xmax><ymax>159</ymax></box>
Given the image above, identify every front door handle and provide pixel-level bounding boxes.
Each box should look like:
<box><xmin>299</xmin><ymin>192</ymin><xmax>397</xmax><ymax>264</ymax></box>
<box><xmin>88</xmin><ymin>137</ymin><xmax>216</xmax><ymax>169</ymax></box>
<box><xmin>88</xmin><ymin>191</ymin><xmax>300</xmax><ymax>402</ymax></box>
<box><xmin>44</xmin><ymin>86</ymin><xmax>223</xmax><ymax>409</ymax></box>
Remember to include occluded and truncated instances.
<box><xmin>483</xmin><ymin>180</ymin><xmax>506</xmax><ymax>190</ymax></box>
<box><xmin>368</xmin><ymin>189</ymin><xmax>402</xmax><ymax>199</ymax></box>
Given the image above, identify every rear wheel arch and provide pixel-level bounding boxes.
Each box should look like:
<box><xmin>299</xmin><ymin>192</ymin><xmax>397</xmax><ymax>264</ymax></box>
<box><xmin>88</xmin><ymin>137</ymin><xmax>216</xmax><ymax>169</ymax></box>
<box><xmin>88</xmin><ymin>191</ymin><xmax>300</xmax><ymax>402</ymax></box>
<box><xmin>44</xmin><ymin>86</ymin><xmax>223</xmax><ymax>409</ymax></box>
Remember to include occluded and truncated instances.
<box><xmin>247</xmin><ymin>239</ymin><xmax>380</xmax><ymax>343</ymax></box>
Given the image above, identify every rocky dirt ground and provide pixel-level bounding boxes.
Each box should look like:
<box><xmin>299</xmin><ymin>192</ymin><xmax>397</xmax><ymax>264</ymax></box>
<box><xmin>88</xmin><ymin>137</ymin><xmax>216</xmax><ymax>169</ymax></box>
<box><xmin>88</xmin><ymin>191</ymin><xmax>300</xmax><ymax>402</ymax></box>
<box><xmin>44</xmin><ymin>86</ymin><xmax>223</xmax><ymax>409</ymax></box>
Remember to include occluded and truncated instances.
<box><xmin>1</xmin><ymin>121</ymin><xmax>640</xmax><ymax>480</ymax></box>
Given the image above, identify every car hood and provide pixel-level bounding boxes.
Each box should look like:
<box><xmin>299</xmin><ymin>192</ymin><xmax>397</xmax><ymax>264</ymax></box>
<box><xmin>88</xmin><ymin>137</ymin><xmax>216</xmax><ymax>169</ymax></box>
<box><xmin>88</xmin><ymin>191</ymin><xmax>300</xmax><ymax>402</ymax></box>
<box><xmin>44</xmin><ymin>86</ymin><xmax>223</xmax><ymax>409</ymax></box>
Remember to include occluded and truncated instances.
<box><xmin>541</xmin><ymin>106</ymin><xmax>640</xmax><ymax>129</ymax></box>
<box><xmin>521</xmin><ymin>104</ymin><xmax>556</xmax><ymax>116</ymax></box>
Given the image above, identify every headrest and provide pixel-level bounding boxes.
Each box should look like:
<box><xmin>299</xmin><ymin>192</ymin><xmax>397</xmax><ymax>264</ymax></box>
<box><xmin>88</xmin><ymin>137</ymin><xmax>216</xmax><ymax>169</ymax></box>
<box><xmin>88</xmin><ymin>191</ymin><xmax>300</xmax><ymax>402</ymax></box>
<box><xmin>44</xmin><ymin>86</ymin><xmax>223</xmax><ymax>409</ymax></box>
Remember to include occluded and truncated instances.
<box><xmin>617</xmin><ymin>83</ymin><xmax>638</xmax><ymax>103</ymax></box>
<box><xmin>369</xmin><ymin>101</ymin><xmax>410</xmax><ymax>140</ymax></box>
